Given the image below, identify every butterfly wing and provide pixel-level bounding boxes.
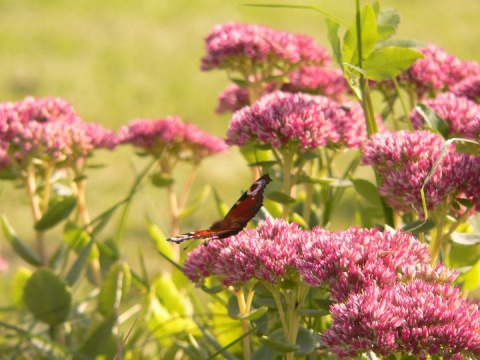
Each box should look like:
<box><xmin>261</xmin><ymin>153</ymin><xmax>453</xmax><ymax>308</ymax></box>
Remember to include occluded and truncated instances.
<box><xmin>220</xmin><ymin>174</ymin><xmax>272</xmax><ymax>229</ymax></box>
<box><xmin>167</xmin><ymin>174</ymin><xmax>272</xmax><ymax>243</ymax></box>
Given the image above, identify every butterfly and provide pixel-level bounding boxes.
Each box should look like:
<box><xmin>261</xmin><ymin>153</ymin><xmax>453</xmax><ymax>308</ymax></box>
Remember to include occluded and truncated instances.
<box><xmin>167</xmin><ymin>174</ymin><xmax>272</xmax><ymax>243</ymax></box>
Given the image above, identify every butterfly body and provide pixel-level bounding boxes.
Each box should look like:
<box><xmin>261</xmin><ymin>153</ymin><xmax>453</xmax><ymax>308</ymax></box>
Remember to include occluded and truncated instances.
<box><xmin>167</xmin><ymin>174</ymin><xmax>272</xmax><ymax>243</ymax></box>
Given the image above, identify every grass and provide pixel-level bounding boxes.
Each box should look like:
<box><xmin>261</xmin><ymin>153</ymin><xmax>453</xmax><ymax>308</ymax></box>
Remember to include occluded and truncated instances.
<box><xmin>0</xmin><ymin>0</ymin><xmax>479</xmax><ymax>264</ymax></box>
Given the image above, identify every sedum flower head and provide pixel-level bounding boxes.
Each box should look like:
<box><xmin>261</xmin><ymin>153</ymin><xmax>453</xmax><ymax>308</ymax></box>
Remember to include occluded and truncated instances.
<box><xmin>297</xmin><ymin>227</ymin><xmax>431</xmax><ymax>302</ymax></box>
<box><xmin>216</xmin><ymin>66</ymin><xmax>348</xmax><ymax>114</ymax></box>
<box><xmin>399</xmin><ymin>44</ymin><xmax>467</xmax><ymax>98</ymax></box>
<box><xmin>410</xmin><ymin>92</ymin><xmax>480</xmax><ymax>140</ymax></box>
<box><xmin>0</xmin><ymin>97</ymin><xmax>116</xmax><ymax>174</ymax></box>
<box><xmin>118</xmin><ymin>116</ymin><xmax>228</xmax><ymax>163</ymax></box>
<box><xmin>361</xmin><ymin>130</ymin><xmax>474</xmax><ymax>214</ymax></box>
<box><xmin>201</xmin><ymin>22</ymin><xmax>330</xmax><ymax>77</ymax></box>
<box><xmin>227</xmin><ymin>91</ymin><xmax>369</xmax><ymax>151</ymax></box>
<box><xmin>183</xmin><ymin>218</ymin><xmax>304</xmax><ymax>287</ymax></box>
<box><xmin>451</xmin><ymin>74</ymin><xmax>480</xmax><ymax>103</ymax></box>
<box><xmin>323</xmin><ymin>281</ymin><xmax>480</xmax><ymax>359</ymax></box>
<box><xmin>282</xmin><ymin>66</ymin><xmax>350</xmax><ymax>101</ymax></box>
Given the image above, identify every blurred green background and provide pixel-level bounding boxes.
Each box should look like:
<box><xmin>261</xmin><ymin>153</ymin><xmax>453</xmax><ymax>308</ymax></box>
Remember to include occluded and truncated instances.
<box><xmin>0</xmin><ymin>0</ymin><xmax>479</xmax><ymax>270</ymax></box>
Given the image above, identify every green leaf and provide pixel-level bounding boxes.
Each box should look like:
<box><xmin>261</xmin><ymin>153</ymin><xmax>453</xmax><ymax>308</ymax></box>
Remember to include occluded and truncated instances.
<box><xmin>294</xmin><ymin>326</ymin><xmax>316</xmax><ymax>355</ymax></box>
<box><xmin>297</xmin><ymin>175</ymin><xmax>352</xmax><ymax>189</ymax></box>
<box><xmin>98</xmin><ymin>261</ymin><xmax>131</xmax><ymax>316</ymax></box>
<box><xmin>459</xmin><ymin>260</ymin><xmax>480</xmax><ymax>291</ymax></box>
<box><xmin>1</xmin><ymin>214</ymin><xmax>42</xmax><ymax>266</ymax></box>
<box><xmin>78</xmin><ymin>312</ymin><xmax>116</xmax><ymax>358</ymax></box>
<box><xmin>65</xmin><ymin>239</ymin><xmax>95</xmax><ymax>287</ymax></box>
<box><xmin>213</xmin><ymin>188</ymin><xmax>230</xmax><ymax>218</ymax></box>
<box><xmin>23</xmin><ymin>268</ymin><xmax>71</xmax><ymax>326</ymax></box>
<box><xmin>326</xmin><ymin>17</ymin><xmax>342</xmax><ymax>66</ymax></box>
<box><xmin>289</xmin><ymin>212</ymin><xmax>307</xmax><ymax>228</ymax></box>
<box><xmin>252</xmin><ymin>345</ymin><xmax>276</xmax><ymax>360</ymax></box>
<box><xmin>455</xmin><ymin>141</ymin><xmax>480</xmax><ymax>156</ymax></box>
<box><xmin>451</xmin><ymin>233</ymin><xmax>480</xmax><ymax>246</ymax></box>
<box><xmin>34</xmin><ymin>196</ymin><xmax>77</xmax><ymax>231</ymax></box>
<box><xmin>259</xmin><ymin>334</ymin><xmax>299</xmax><ymax>353</ymax></box>
<box><xmin>227</xmin><ymin>294</ymin><xmax>240</xmax><ymax>319</ymax></box>
<box><xmin>342</xmin><ymin>4</ymin><xmax>378</xmax><ymax>65</ymax></box>
<box><xmin>259</xmin><ymin>326</ymin><xmax>315</xmax><ymax>355</ymax></box>
<box><xmin>376</xmin><ymin>8</ymin><xmax>401</xmax><ymax>41</ymax></box>
<box><xmin>63</xmin><ymin>221</ymin><xmax>93</xmax><ymax>254</ymax></box>
<box><xmin>414</xmin><ymin>104</ymin><xmax>450</xmax><ymax>138</ymax></box>
<box><xmin>402</xmin><ymin>218</ymin><xmax>436</xmax><ymax>234</ymax></box>
<box><xmin>351</xmin><ymin>178</ymin><xmax>382</xmax><ymax>207</ymax></box>
<box><xmin>248</xmin><ymin>160</ymin><xmax>279</xmax><ymax>168</ymax></box>
<box><xmin>449</xmin><ymin>242</ymin><xmax>480</xmax><ymax>268</ymax></box>
<box><xmin>238</xmin><ymin>306</ymin><xmax>269</xmax><ymax>321</ymax></box>
<box><xmin>147</xmin><ymin>220</ymin><xmax>174</xmax><ymax>260</ymax></box>
<box><xmin>200</xmin><ymin>284</ymin><xmax>225</xmax><ymax>294</ymax></box>
<box><xmin>362</xmin><ymin>47</ymin><xmax>423</xmax><ymax>81</ymax></box>
<box><xmin>240</xmin><ymin>142</ymin><xmax>272</xmax><ymax>164</ymax></box>
<box><xmin>153</xmin><ymin>274</ymin><xmax>187</xmax><ymax>316</ymax></box>
<box><xmin>227</xmin><ymin>294</ymin><xmax>269</xmax><ymax>320</ymax></box>
<box><xmin>150</xmin><ymin>173</ymin><xmax>175</xmax><ymax>187</ymax></box>
<box><xmin>266</xmin><ymin>190</ymin><xmax>296</xmax><ymax>205</ymax></box>
<box><xmin>296</xmin><ymin>308</ymin><xmax>329</xmax><ymax>317</ymax></box>
<box><xmin>379</xmin><ymin>38</ymin><xmax>426</xmax><ymax>49</ymax></box>
<box><xmin>12</xmin><ymin>267</ymin><xmax>32</xmax><ymax>309</ymax></box>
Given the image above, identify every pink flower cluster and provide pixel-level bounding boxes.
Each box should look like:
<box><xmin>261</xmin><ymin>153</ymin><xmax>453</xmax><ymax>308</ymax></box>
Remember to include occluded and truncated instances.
<box><xmin>451</xmin><ymin>74</ymin><xmax>480</xmax><ymax>102</ymax></box>
<box><xmin>0</xmin><ymin>97</ymin><xmax>116</xmax><ymax>174</ymax></box>
<box><xmin>216</xmin><ymin>66</ymin><xmax>349</xmax><ymax>114</ymax></box>
<box><xmin>183</xmin><ymin>218</ymin><xmax>304</xmax><ymax>287</ymax></box>
<box><xmin>118</xmin><ymin>116</ymin><xmax>228</xmax><ymax>163</ymax></box>
<box><xmin>361</xmin><ymin>130</ymin><xmax>480</xmax><ymax>214</ymax></box>
<box><xmin>283</xmin><ymin>66</ymin><xmax>349</xmax><ymax>101</ymax></box>
<box><xmin>183</xmin><ymin>219</ymin><xmax>480</xmax><ymax>358</ymax></box>
<box><xmin>398</xmin><ymin>44</ymin><xmax>480</xmax><ymax>99</ymax></box>
<box><xmin>297</xmin><ymin>227</ymin><xmax>433</xmax><ymax>301</ymax></box>
<box><xmin>324</xmin><ymin>281</ymin><xmax>480</xmax><ymax>359</ymax></box>
<box><xmin>201</xmin><ymin>22</ymin><xmax>330</xmax><ymax>75</ymax></box>
<box><xmin>410</xmin><ymin>92</ymin><xmax>480</xmax><ymax>140</ymax></box>
<box><xmin>226</xmin><ymin>91</ymin><xmax>369</xmax><ymax>150</ymax></box>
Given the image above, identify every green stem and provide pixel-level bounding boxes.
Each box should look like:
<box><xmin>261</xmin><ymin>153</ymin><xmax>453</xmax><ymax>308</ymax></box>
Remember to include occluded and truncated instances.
<box><xmin>302</xmin><ymin>162</ymin><xmax>315</xmax><ymax>226</ymax></box>
<box><xmin>235</xmin><ymin>287</ymin><xmax>254</xmax><ymax>360</ymax></box>
<box><xmin>24</xmin><ymin>164</ymin><xmax>46</xmax><ymax>264</ymax></box>
<box><xmin>115</xmin><ymin>158</ymin><xmax>157</xmax><ymax>244</ymax></box>
<box><xmin>264</xmin><ymin>283</ymin><xmax>288</xmax><ymax>340</ymax></box>
<box><xmin>178</xmin><ymin>165</ymin><xmax>199</xmax><ymax>211</ymax></box>
<box><xmin>281</xmin><ymin>148</ymin><xmax>294</xmax><ymax>220</ymax></box>
<box><xmin>429</xmin><ymin>204</ymin><xmax>448</xmax><ymax>265</ymax></box>
<box><xmin>41</xmin><ymin>161</ymin><xmax>55</xmax><ymax>214</ymax></box>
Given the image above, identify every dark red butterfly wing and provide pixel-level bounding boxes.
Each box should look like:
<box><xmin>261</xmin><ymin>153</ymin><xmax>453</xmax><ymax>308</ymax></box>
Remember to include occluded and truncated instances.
<box><xmin>167</xmin><ymin>174</ymin><xmax>272</xmax><ymax>243</ymax></box>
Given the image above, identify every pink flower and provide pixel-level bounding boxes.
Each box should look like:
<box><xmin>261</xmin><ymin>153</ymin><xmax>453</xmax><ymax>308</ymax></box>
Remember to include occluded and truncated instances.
<box><xmin>227</xmin><ymin>91</ymin><xmax>369</xmax><ymax>151</ymax></box>
<box><xmin>183</xmin><ymin>218</ymin><xmax>304</xmax><ymax>287</ymax></box>
<box><xmin>216</xmin><ymin>66</ymin><xmax>349</xmax><ymax>114</ymax></box>
<box><xmin>216</xmin><ymin>84</ymin><xmax>252</xmax><ymax>114</ymax></box>
<box><xmin>399</xmin><ymin>44</ymin><xmax>466</xmax><ymax>98</ymax></box>
<box><xmin>372</xmin><ymin>45</ymin><xmax>480</xmax><ymax>101</ymax></box>
<box><xmin>324</xmin><ymin>282</ymin><xmax>480</xmax><ymax>359</ymax></box>
<box><xmin>118</xmin><ymin>116</ymin><xmax>228</xmax><ymax>163</ymax></box>
<box><xmin>410</xmin><ymin>92</ymin><xmax>480</xmax><ymax>140</ymax></box>
<box><xmin>451</xmin><ymin>74</ymin><xmax>480</xmax><ymax>103</ymax></box>
<box><xmin>283</xmin><ymin>66</ymin><xmax>350</xmax><ymax>101</ymax></box>
<box><xmin>297</xmin><ymin>227</ymin><xmax>431</xmax><ymax>301</ymax></box>
<box><xmin>0</xmin><ymin>97</ymin><xmax>116</xmax><ymax>173</ymax></box>
<box><xmin>361</xmin><ymin>130</ymin><xmax>475</xmax><ymax>214</ymax></box>
<box><xmin>201</xmin><ymin>22</ymin><xmax>330</xmax><ymax>77</ymax></box>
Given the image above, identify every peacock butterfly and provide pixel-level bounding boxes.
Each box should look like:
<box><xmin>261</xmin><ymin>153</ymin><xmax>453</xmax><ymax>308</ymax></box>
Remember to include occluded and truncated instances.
<box><xmin>167</xmin><ymin>174</ymin><xmax>272</xmax><ymax>243</ymax></box>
